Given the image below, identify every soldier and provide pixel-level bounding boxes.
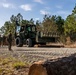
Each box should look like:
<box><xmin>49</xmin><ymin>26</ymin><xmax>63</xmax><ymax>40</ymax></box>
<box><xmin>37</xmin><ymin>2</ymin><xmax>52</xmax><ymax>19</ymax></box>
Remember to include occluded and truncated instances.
<box><xmin>7</xmin><ymin>30</ymin><xmax>12</xmax><ymax>51</ymax></box>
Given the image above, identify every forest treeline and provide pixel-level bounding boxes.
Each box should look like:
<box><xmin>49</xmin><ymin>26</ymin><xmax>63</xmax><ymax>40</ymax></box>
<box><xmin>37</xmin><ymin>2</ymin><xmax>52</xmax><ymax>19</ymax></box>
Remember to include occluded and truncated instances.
<box><xmin>0</xmin><ymin>5</ymin><xmax>76</xmax><ymax>44</ymax></box>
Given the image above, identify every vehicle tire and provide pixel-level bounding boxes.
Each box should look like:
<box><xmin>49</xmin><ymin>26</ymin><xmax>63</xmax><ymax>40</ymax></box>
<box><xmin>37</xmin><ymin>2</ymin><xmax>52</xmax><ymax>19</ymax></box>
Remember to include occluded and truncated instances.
<box><xmin>26</xmin><ymin>38</ymin><xmax>33</xmax><ymax>47</ymax></box>
<box><xmin>16</xmin><ymin>37</ymin><xmax>23</xmax><ymax>47</ymax></box>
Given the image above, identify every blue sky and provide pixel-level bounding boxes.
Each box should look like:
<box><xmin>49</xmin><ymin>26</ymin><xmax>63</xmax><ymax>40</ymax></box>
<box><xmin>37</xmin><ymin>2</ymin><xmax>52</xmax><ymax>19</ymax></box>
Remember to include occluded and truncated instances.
<box><xmin>0</xmin><ymin>0</ymin><xmax>76</xmax><ymax>28</ymax></box>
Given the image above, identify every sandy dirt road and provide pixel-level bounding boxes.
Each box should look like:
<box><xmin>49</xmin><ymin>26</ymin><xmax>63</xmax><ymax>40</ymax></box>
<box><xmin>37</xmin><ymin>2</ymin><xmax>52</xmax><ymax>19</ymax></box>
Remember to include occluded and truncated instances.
<box><xmin>0</xmin><ymin>46</ymin><xmax>76</xmax><ymax>64</ymax></box>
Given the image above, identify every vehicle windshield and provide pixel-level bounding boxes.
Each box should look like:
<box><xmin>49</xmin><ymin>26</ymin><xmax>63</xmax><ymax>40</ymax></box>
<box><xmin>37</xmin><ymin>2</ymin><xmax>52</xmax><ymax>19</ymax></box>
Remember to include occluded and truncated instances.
<box><xmin>27</xmin><ymin>25</ymin><xmax>36</xmax><ymax>32</ymax></box>
<box><xmin>16</xmin><ymin>26</ymin><xmax>20</xmax><ymax>32</ymax></box>
<box><xmin>32</xmin><ymin>26</ymin><xmax>36</xmax><ymax>31</ymax></box>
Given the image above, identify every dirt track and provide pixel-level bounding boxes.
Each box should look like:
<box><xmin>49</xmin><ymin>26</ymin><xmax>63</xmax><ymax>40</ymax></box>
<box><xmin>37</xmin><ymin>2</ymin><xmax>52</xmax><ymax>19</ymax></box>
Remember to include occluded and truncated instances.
<box><xmin>0</xmin><ymin>46</ymin><xmax>76</xmax><ymax>75</ymax></box>
<box><xmin>0</xmin><ymin>46</ymin><xmax>76</xmax><ymax>64</ymax></box>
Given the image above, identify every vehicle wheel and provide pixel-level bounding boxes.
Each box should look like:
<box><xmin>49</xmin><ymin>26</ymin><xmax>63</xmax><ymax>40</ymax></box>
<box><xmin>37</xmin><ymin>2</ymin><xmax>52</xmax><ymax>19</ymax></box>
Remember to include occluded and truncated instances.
<box><xmin>16</xmin><ymin>37</ymin><xmax>23</xmax><ymax>47</ymax></box>
<box><xmin>26</xmin><ymin>38</ymin><xmax>33</xmax><ymax>47</ymax></box>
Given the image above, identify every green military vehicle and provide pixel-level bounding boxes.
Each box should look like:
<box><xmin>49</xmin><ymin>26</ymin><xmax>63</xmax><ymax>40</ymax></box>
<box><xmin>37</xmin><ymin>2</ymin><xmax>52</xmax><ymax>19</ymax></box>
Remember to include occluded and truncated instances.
<box><xmin>15</xmin><ymin>23</ymin><xmax>59</xmax><ymax>47</ymax></box>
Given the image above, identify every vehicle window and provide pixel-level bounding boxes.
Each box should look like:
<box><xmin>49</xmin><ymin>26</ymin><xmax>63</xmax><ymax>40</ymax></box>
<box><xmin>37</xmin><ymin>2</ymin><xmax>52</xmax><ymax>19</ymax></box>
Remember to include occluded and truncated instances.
<box><xmin>32</xmin><ymin>26</ymin><xmax>36</xmax><ymax>31</ymax></box>
<box><xmin>27</xmin><ymin>25</ymin><xmax>36</xmax><ymax>32</ymax></box>
<box><xmin>27</xmin><ymin>27</ymin><xmax>31</xmax><ymax>31</ymax></box>
<box><xmin>16</xmin><ymin>26</ymin><xmax>20</xmax><ymax>32</ymax></box>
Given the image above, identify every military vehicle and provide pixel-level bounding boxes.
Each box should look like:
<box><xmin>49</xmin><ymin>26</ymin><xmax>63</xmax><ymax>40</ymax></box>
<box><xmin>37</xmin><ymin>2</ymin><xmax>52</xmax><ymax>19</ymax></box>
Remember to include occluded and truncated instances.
<box><xmin>15</xmin><ymin>22</ymin><xmax>59</xmax><ymax>47</ymax></box>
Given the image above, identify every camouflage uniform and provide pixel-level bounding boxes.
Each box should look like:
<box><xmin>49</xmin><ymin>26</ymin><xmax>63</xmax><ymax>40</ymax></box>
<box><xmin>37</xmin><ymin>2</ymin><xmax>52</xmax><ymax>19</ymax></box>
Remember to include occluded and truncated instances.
<box><xmin>7</xmin><ymin>31</ymin><xmax>12</xmax><ymax>50</ymax></box>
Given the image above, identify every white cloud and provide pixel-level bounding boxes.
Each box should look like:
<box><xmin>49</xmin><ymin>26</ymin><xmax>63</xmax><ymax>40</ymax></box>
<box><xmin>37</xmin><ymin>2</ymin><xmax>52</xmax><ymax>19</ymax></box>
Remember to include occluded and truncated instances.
<box><xmin>35</xmin><ymin>18</ymin><xmax>40</xmax><ymax>20</ymax></box>
<box><xmin>2</xmin><ymin>3</ymin><xmax>10</xmax><ymax>8</ymax></box>
<box><xmin>40</xmin><ymin>10</ymin><xmax>50</xmax><ymax>15</ymax></box>
<box><xmin>0</xmin><ymin>3</ymin><xmax>15</xmax><ymax>8</ymax></box>
<box><xmin>20</xmin><ymin>4</ymin><xmax>32</xmax><ymax>11</ymax></box>
<box><xmin>34</xmin><ymin>0</ymin><xmax>44</xmax><ymax>4</ymax></box>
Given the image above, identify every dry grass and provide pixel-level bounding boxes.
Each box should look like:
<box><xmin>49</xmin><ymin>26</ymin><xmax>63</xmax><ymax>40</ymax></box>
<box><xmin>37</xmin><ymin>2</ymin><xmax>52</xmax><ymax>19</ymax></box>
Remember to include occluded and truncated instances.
<box><xmin>0</xmin><ymin>57</ymin><xmax>29</xmax><ymax>75</ymax></box>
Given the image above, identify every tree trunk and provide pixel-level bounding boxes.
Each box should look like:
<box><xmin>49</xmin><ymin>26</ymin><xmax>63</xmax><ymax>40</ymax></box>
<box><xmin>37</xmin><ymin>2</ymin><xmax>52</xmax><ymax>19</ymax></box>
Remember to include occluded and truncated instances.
<box><xmin>28</xmin><ymin>53</ymin><xmax>76</xmax><ymax>75</ymax></box>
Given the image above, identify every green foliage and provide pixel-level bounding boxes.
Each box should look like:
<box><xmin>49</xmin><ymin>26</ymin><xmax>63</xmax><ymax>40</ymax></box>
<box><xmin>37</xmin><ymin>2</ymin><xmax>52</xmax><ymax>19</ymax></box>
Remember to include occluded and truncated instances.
<box><xmin>1</xmin><ymin>21</ymin><xmax>11</xmax><ymax>35</ymax></box>
<box><xmin>56</xmin><ymin>16</ymin><xmax>64</xmax><ymax>34</ymax></box>
<box><xmin>64</xmin><ymin>5</ymin><xmax>76</xmax><ymax>41</ymax></box>
<box><xmin>10</xmin><ymin>13</ymin><xmax>23</xmax><ymax>24</ymax></box>
<box><xmin>16</xmin><ymin>13</ymin><xmax>23</xmax><ymax>24</ymax></box>
<box><xmin>42</xmin><ymin>15</ymin><xmax>58</xmax><ymax>32</ymax></box>
<box><xmin>10</xmin><ymin>15</ymin><xmax>16</xmax><ymax>23</ymax></box>
<box><xmin>0</xmin><ymin>26</ymin><xmax>5</xmax><ymax>34</ymax></box>
<box><xmin>36</xmin><ymin>20</ymin><xmax>42</xmax><ymax>31</ymax></box>
<box><xmin>22</xmin><ymin>20</ymin><xmax>29</xmax><ymax>25</ymax></box>
<box><xmin>2</xmin><ymin>21</ymin><xmax>15</xmax><ymax>35</ymax></box>
<box><xmin>29</xmin><ymin>18</ymin><xmax>34</xmax><ymax>24</ymax></box>
<box><xmin>0</xmin><ymin>13</ymin><xmax>23</xmax><ymax>36</ymax></box>
<box><xmin>64</xmin><ymin>14</ymin><xmax>76</xmax><ymax>36</ymax></box>
<box><xmin>72</xmin><ymin>5</ymin><xmax>76</xmax><ymax>14</ymax></box>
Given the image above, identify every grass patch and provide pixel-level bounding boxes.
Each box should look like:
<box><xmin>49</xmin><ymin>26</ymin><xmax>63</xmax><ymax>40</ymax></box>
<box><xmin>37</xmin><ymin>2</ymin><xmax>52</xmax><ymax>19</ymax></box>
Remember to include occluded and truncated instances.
<box><xmin>0</xmin><ymin>57</ymin><xmax>29</xmax><ymax>75</ymax></box>
<box><xmin>0</xmin><ymin>57</ymin><xmax>29</xmax><ymax>69</ymax></box>
<box><xmin>2</xmin><ymin>58</ymin><xmax>10</xmax><ymax>65</ymax></box>
<box><xmin>13</xmin><ymin>61</ymin><xmax>28</xmax><ymax>70</ymax></box>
